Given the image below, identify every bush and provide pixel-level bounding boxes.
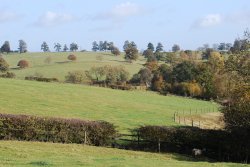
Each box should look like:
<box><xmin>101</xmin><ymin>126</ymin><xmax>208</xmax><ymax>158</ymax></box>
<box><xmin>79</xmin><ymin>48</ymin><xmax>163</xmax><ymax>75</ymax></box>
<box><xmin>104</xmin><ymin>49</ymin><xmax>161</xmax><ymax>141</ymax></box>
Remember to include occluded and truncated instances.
<box><xmin>136</xmin><ymin>125</ymin><xmax>250</xmax><ymax>163</ymax></box>
<box><xmin>172</xmin><ymin>82</ymin><xmax>202</xmax><ymax>97</ymax></box>
<box><xmin>0</xmin><ymin>113</ymin><xmax>117</xmax><ymax>146</ymax></box>
<box><xmin>25</xmin><ymin>76</ymin><xmax>59</xmax><ymax>82</ymax></box>
<box><xmin>65</xmin><ymin>71</ymin><xmax>85</xmax><ymax>84</ymax></box>
<box><xmin>86</xmin><ymin>65</ymin><xmax>130</xmax><ymax>85</ymax></box>
<box><xmin>68</xmin><ymin>54</ymin><xmax>77</xmax><ymax>61</ymax></box>
<box><xmin>17</xmin><ymin>60</ymin><xmax>29</xmax><ymax>68</ymax></box>
<box><xmin>0</xmin><ymin>72</ymin><xmax>16</xmax><ymax>78</ymax></box>
<box><xmin>0</xmin><ymin>57</ymin><xmax>9</xmax><ymax>72</ymax></box>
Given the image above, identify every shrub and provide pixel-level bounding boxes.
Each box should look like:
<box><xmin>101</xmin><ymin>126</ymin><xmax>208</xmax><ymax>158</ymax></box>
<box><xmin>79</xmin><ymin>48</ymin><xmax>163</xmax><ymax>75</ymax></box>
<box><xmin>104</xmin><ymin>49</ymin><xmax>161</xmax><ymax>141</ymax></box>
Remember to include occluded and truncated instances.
<box><xmin>65</xmin><ymin>71</ymin><xmax>85</xmax><ymax>84</ymax></box>
<box><xmin>0</xmin><ymin>113</ymin><xmax>117</xmax><ymax>146</ymax></box>
<box><xmin>25</xmin><ymin>76</ymin><xmax>59</xmax><ymax>82</ymax></box>
<box><xmin>68</xmin><ymin>54</ymin><xmax>77</xmax><ymax>61</ymax></box>
<box><xmin>172</xmin><ymin>82</ymin><xmax>202</xmax><ymax>97</ymax></box>
<box><xmin>151</xmin><ymin>74</ymin><xmax>164</xmax><ymax>92</ymax></box>
<box><xmin>17</xmin><ymin>59</ymin><xmax>29</xmax><ymax>68</ymax></box>
<box><xmin>85</xmin><ymin>65</ymin><xmax>130</xmax><ymax>85</ymax></box>
<box><xmin>111</xmin><ymin>47</ymin><xmax>121</xmax><ymax>56</ymax></box>
<box><xmin>136</xmin><ymin>125</ymin><xmax>250</xmax><ymax>163</ymax></box>
<box><xmin>0</xmin><ymin>57</ymin><xmax>9</xmax><ymax>72</ymax></box>
<box><xmin>0</xmin><ymin>72</ymin><xmax>15</xmax><ymax>78</ymax></box>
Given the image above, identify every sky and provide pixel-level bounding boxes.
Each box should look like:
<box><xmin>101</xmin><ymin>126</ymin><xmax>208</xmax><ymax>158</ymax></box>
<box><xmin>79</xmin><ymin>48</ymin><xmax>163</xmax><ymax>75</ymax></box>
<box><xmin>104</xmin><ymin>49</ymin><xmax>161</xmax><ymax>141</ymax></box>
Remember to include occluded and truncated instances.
<box><xmin>0</xmin><ymin>0</ymin><xmax>250</xmax><ymax>52</ymax></box>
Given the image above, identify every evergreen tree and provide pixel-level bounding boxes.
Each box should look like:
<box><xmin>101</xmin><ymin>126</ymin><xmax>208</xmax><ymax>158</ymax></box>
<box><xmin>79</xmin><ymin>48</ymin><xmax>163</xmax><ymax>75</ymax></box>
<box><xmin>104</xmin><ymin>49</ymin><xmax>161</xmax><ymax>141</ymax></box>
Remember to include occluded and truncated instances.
<box><xmin>63</xmin><ymin>44</ymin><xmax>68</xmax><ymax>52</ymax></box>
<box><xmin>92</xmin><ymin>41</ymin><xmax>99</xmax><ymax>52</ymax></box>
<box><xmin>147</xmin><ymin>42</ymin><xmax>154</xmax><ymax>51</ymax></box>
<box><xmin>70</xmin><ymin>43</ymin><xmax>78</xmax><ymax>52</ymax></box>
<box><xmin>41</xmin><ymin>42</ymin><xmax>50</xmax><ymax>52</ymax></box>
<box><xmin>1</xmin><ymin>41</ymin><xmax>11</xmax><ymax>53</ymax></box>
<box><xmin>54</xmin><ymin>43</ymin><xmax>62</xmax><ymax>52</ymax></box>
<box><xmin>156</xmin><ymin>43</ymin><xmax>163</xmax><ymax>52</ymax></box>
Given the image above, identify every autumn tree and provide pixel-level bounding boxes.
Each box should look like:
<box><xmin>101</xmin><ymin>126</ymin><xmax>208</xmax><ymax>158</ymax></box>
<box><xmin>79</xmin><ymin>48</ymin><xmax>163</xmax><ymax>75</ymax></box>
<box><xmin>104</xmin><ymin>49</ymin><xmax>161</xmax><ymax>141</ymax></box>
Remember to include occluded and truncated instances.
<box><xmin>111</xmin><ymin>47</ymin><xmax>121</xmax><ymax>56</ymax></box>
<box><xmin>0</xmin><ymin>57</ymin><xmax>9</xmax><ymax>72</ymax></box>
<box><xmin>138</xmin><ymin>68</ymin><xmax>152</xmax><ymax>87</ymax></box>
<box><xmin>151</xmin><ymin>72</ymin><xmax>164</xmax><ymax>92</ymax></box>
<box><xmin>124</xmin><ymin>45</ymin><xmax>139</xmax><ymax>62</ymax></box>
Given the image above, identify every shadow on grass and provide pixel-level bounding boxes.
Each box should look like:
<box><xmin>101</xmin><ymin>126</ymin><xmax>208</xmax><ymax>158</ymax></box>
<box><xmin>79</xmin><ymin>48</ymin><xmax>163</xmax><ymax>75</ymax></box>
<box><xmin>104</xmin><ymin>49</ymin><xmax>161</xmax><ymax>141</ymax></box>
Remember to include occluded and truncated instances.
<box><xmin>29</xmin><ymin>161</ymin><xmax>51</xmax><ymax>166</ymax></box>
<box><xmin>171</xmin><ymin>153</ymin><xmax>216</xmax><ymax>163</ymax></box>
<box><xmin>55</xmin><ymin>61</ymin><xmax>71</xmax><ymax>64</ymax></box>
<box><xmin>109</xmin><ymin>60</ymin><xmax>132</xmax><ymax>63</ymax></box>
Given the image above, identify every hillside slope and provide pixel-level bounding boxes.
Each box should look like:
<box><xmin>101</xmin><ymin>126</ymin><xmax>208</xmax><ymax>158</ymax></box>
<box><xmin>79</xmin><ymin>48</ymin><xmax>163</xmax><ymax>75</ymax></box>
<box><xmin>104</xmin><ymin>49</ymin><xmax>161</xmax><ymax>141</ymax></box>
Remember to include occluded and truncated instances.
<box><xmin>0</xmin><ymin>141</ymin><xmax>245</xmax><ymax>167</ymax></box>
<box><xmin>0</xmin><ymin>78</ymin><xmax>218</xmax><ymax>132</ymax></box>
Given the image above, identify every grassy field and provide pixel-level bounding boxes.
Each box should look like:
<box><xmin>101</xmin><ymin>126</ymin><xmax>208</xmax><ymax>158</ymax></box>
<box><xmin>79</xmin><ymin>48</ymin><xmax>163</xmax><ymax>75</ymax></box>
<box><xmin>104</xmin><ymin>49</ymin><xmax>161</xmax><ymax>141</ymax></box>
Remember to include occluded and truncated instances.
<box><xmin>2</xmin><ymin>52</ymin><xmax>144</xmax><ymax>81</ymax></box>
<box><xmin>0</xmin><ymin>78</ymin><xmax>218</xmax><ymax>132</ymax></box>
<box><xmin>0</xmin><ymin>52</ymin><xmax>227</xmax><ymax>166</ymax></box>
<box><xmin>0</xmin><ymin>140</ymin><xmax>247</xmax><ymax>167</ymax></box>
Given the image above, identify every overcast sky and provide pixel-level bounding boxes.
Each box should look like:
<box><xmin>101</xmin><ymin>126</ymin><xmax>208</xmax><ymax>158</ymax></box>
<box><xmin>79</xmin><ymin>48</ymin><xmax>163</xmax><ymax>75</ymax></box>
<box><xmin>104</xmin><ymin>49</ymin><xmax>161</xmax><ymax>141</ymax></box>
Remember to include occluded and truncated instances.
<box><xmin>0</xmin><ymin>0</ymin><xmax>249</xmax><ymax>51</ymax></box>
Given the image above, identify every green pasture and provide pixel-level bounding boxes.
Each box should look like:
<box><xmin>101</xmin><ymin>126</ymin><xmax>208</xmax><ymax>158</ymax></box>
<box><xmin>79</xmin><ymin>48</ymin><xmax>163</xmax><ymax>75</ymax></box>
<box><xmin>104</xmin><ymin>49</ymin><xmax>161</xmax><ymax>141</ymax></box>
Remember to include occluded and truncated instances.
<box><xmin>0</xmin><ymin>78</ymin><xmax>218</xmax><ymax>132</ymax></box>
<box><xmin>2</xmin><ymin>52</ymin><xmax>144</xmax><ymax>81</ymax></box>
<box><xmin>0</xmin><ymin>141</ymin><xmax>247</xmax><ymax>167</ymax></box>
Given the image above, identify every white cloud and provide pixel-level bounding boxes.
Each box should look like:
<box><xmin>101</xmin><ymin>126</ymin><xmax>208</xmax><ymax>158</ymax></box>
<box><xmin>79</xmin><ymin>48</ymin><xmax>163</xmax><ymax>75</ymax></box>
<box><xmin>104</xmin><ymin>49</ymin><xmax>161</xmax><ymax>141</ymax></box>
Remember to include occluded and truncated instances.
<box><xmin>35</xmin><ymin>11</ymin><xmax>76</xmax><ymax>27</ymax></box>
<box><xmin>94</xmin><ymin>2</ymin><xmax>145</xmax><ymax>22</ymax></box>
<box><xmin>193</xmin><ymin>14</ymin><xmax>222</xmax><ymax>28</ymax></box>
<box><xmin>192</xmin><ymin>9</ymin><xmax>250</xmax><ymax>29</ymax></box>
<box><xmin>0</xmin><ymin>11</ymin><xmax>20</xmax><ymax>23</ymax></box>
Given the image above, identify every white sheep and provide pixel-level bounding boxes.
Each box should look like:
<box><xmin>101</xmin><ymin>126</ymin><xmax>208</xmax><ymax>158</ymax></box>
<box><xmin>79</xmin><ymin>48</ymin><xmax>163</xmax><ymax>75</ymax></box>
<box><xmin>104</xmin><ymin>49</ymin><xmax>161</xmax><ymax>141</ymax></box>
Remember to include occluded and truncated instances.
<box><xmin>192</xmin><ymin>148</ymin><xmax>206</xmax><ymax>158</ymax></box>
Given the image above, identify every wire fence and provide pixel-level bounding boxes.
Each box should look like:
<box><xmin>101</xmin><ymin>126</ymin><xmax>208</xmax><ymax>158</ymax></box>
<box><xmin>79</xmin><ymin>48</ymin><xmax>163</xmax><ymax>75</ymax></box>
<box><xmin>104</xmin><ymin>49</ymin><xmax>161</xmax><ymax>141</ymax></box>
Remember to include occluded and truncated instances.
<box><xmin>173</xmin><ymin>108</ymin><xmax>221</xmax><ymax>129</ymax></box>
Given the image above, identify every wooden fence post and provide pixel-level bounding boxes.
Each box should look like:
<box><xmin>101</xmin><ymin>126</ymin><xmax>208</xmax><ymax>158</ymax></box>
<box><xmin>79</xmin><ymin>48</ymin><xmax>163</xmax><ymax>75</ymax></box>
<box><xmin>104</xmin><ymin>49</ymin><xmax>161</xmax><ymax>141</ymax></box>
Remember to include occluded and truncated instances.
<box><xmin>178</xmin><ymin>116</ymin><xmax>181</xmax><ymax>124</ymax></box>
<box><xmin>191</xmin><ymin>119</ymin><xmax>194</xmax><ymax>127</ymax></box>
<box><xmin>158</xmin><ymin>138</ymin><xmax>161</xmax><ymax>153</ymax></box>
<box><xmin>137</xmin><ymin>130</ymin><xmax>140</xmax><ymax>149</ymax></box>
<box><xmin>84</xmin><ymin>131</ymin><xmax>87</xmax><ymax>145</ymax></box>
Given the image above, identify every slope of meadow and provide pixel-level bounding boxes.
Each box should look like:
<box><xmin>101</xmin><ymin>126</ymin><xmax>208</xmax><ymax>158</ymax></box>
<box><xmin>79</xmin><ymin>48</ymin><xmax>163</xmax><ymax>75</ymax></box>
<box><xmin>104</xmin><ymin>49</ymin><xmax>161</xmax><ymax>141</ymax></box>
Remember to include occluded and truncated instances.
<box><xmin>0</xmin><ymin>78</ymin><xmax>218</xmax><ymax>132</ymax></box>
<box><xmin>0</xmin><ymin>141</ymin><xmax>246</xmax><ymax>167</ymax></box>
<box><xmin>2</xmin><ymin>52</ymin><xmax>144</xmax><ymax>81</ymax></box>
<box><xmin>0</xmin><ymin>52</ymin><xmax>225</xmax><ymax>166</ymax></box>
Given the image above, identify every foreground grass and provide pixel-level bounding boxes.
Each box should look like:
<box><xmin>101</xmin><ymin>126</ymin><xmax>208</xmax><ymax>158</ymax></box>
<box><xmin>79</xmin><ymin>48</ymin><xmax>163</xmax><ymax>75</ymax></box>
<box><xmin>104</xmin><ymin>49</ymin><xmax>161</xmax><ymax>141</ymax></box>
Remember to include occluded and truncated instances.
<box><xmin>0</xmin><ymin>141</ymin><xmax>247</xmax><ymax>167</ymax></box>
<box><xmin>3</xmin><ymin>52</ymin><xmax>144</xmax><ymax>81</ymax></box>
<box><xmin>0</xmin><ymin>78</ymin><xmax>218</xmax><ymax>132</ymax></box>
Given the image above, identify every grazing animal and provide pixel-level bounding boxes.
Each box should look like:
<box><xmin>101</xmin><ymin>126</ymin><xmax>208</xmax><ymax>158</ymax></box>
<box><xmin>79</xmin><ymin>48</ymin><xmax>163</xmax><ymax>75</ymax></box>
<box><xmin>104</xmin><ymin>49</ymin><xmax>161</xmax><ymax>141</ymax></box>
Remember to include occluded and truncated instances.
<box><xmin>192</xmin><ymin>148</ymin><xmax>206</xmax><ymax>158</ymax></box>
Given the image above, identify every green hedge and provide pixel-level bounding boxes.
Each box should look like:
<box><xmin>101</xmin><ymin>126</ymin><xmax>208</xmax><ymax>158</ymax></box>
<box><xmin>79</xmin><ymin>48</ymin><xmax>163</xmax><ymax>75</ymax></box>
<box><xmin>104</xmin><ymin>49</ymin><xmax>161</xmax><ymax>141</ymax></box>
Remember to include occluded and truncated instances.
<box><xmin>25</xmin><ymin>76</ymin><xmax>59</xmax><ymax>82</ymax></box>
<box><xmin>136</xmin><ymin>126</ymin><xmax>250</xmax><ymax>163</ymax></box>
<box><xmin>0</xmin><ymin>72</ymin><xmax>16</xmax><ymax>78</ymax></box>
<box><xmin>0</xmin><ymin>114</ymin><xmax>116</xmax><ymax>146</ymax></box>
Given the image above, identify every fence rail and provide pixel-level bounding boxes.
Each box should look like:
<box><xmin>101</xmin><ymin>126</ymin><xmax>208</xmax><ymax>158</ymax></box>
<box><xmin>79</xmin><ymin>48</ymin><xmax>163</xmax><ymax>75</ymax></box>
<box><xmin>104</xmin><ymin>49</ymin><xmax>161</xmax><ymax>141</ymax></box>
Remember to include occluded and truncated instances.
<box><xmin>173</xmin><ymin>108</ymin><xmax>221</xmax><ymax>129</ymax></box>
